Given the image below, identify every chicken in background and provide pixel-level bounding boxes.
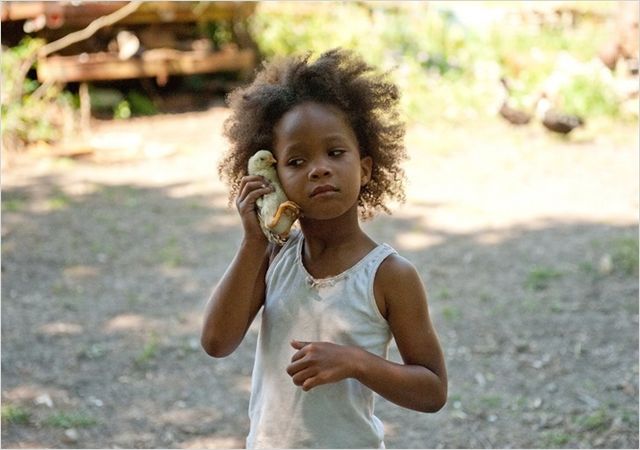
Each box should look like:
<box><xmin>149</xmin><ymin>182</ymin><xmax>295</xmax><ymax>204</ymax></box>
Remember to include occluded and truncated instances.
<box><xmin>498</xmin><ymin>76</ymin><xmax>533</xmax><ymax>125</ymax></box>
<box><xmin>535</xmin><ymin>93</ymin><xmax>585</xmax><ymax>135</ymax></box>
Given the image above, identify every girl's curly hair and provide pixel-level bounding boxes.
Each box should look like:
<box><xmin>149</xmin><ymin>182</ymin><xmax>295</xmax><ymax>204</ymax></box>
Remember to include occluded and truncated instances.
<box><xmin>218</xmin><ymin>47</ymin><xmax>407</xmax><ymax>217</ymax></box>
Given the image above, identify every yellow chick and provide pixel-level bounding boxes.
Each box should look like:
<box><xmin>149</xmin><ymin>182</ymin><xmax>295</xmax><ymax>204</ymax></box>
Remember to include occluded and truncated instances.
<box><xmin>247</xmin><ymin>150</ymin><xmax>301</xmax><ymax>245</ymax></box>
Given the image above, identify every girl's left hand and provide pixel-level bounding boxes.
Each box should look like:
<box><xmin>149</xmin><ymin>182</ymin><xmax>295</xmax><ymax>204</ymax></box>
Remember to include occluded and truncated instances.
<box><xmin>286</xmin><ymin>340</ymin><xmax>360</xmax><ymax>391</ymax></box>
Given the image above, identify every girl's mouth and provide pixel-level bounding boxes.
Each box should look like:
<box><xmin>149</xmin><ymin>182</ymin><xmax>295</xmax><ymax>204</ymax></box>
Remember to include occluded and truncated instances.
<box><xmin>310</xmin><ymin>185</ymin><xmax>339</xmax><ymax>197</ymax></box>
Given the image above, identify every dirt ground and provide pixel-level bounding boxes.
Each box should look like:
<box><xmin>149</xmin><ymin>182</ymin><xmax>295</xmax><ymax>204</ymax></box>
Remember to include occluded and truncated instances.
<box><xmin>1</xmin><ymin>103</ymin><xmax>638</xmax><ymax>449</ymax></box>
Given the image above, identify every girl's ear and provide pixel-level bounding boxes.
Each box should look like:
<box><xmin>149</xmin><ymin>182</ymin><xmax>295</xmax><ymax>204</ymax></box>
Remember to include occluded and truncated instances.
<box><xmin>360</xmin><ymin>156</ymin><xmax>373</xmax><ymax>187</ymax></box>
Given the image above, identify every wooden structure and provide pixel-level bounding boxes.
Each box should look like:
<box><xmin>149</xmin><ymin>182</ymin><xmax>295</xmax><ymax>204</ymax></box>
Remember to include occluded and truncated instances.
<box><xmin>2</xmin><ymin>1</ymin><xmax>257</xmax><ymax>131</ymax></box>
<box><xmin>37</xmin><ymin>46</ymin><xmax>255</xmax><ymax>84</ymax></box>
<box><xmin>1</xmin><ymin>1</ymin><xmax>258</xmax><ymax>84</ymax></box>
<box><xmin>2</xmin><ymin>1</ymin><xmax>256</xmax><ymax>27</ymax></box>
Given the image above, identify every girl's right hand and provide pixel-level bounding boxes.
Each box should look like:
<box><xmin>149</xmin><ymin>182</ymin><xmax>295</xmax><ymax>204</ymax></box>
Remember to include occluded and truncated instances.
<box><xmin>235</xmin><ymin>175</ymin><xmax>274</xmax><ymax>243</ymax></box>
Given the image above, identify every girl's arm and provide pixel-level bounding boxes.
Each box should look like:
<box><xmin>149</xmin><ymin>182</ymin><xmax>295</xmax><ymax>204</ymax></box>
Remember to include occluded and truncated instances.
<box><xmin>201</xmin><ymin>175</ymin><xmax>274</xmax><ymax>358</ymax></box>
<box><xmin>201</xmin><ymin>238</ymin><xmax>269</xmax><ymax>357</ymax></box>
<box><xmin>287</xmin><ymin>255</ymin><xmax>447</xmax><ymax>412</ymax></box>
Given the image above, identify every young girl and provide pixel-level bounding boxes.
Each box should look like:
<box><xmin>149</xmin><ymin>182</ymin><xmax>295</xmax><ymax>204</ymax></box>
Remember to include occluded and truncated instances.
<box><xmin>201</xmin><ymin>48</ymin><xmax>447</xmax><ymax>449</ymax></box>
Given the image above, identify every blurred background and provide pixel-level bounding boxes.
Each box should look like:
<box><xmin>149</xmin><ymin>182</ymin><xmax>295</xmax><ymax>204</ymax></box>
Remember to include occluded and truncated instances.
<box><xmin>1</xmin><ymin>1</ymin><xmax>638</xmax><ymax>448</ymax></box>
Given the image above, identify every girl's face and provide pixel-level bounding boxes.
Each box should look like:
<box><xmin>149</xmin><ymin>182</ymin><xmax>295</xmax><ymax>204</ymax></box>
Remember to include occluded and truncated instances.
<box><xmin>273</xmin><ymin>102</ymin><xmax>372</xmax><ymax>221</ymax></box>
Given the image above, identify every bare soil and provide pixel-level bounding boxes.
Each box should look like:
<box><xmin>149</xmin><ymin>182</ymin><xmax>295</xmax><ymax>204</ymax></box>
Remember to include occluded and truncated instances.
<box><xmin>2</xmin><ymin>106</ymin><xmax>638</xmax><ymax>448</ymax></box>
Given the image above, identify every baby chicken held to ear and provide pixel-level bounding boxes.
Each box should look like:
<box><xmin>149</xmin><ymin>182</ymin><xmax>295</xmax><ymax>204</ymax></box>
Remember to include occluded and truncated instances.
<box><xmin>247</xmin><ymin>150</ymin><xmax>301</xmax><ymax>245</ymax></box>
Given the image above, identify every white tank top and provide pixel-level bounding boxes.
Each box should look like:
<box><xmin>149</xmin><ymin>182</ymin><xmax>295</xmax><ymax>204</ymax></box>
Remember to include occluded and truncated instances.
<box><xmin>247</xmin><ymin>230</ymin><xmax>396</xmax><ymax>448</ymax></box>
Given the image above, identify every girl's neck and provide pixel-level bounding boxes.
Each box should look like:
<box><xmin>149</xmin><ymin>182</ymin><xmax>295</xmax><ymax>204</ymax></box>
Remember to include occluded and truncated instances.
<box><xmin>298</xmin><ymin>205</ymin><xmax>369</xmax><ymax>254</ymax></box>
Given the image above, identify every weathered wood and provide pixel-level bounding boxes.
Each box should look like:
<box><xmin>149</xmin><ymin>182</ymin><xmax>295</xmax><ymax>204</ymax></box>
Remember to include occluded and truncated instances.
<box><xmin>1</xmin><ymin>1</ymin><xmax>256</xmax><ymax>25</ymax></box>
<box><xmin>1</xmin><ymin>1</ymin><xmax>45</xmax><ymax>21</ymax></box>
<box><xmin>39</xmin><ymin>1</ymin><xmax>143</xmax><ymax>57</ymax></box>
<box><xmin>37</xmin><ymin>47</ymin><xmax>256</xmax><ymax>83</ymax></box>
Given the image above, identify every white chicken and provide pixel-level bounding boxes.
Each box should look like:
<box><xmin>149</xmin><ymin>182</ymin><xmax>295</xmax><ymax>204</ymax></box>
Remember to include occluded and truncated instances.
<box><xmin>247</xmin><ymin>150</ymin><xmax>301</xmax><ymax>245</ymax></box>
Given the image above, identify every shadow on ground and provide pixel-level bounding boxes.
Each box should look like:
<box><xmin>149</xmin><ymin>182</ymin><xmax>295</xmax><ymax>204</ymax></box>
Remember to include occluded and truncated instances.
<box><xmin>2</xmin><ymin>168</ymin><xmax>638</xmax><ymax>448</ymax></box>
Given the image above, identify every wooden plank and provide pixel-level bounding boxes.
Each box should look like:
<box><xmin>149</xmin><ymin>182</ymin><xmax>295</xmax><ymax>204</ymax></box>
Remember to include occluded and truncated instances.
<box><xmin>2</xmin><ymin>1</ymin><xmax>256</xmax><ymax>25</ymax></box>
<box><xmin>55</xmin><ymin>1</ymin><xmax>256</xmax><ymax>26</ymax></box>
<box><xmin>1</xmin><ymin>1</ymin><xmax>46</xmax><ymax>22</ymax></box>
<box><xmin>37</xmin><ymin>47</ymin><xmax>255</xmax><ymax>83</ymax></box>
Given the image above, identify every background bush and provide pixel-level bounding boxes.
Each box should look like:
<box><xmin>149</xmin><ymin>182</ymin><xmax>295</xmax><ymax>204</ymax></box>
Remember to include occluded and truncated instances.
<box><xmin>1</xmin><ymin>37</ymin><xmax>78</xmax><ymax>150</ymax></box>
<box><xmin>250</xmin><ymin>2</ymin><xmax>631</xmax><ymax>124</ymax></box>
<box><xmin>1</xmin><ymin>2</ymin><xmax>634</xmax><ymax>151</ymax></box>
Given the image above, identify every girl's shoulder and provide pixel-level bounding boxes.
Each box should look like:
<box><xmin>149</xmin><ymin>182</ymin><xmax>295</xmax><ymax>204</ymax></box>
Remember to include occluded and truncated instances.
<box><xmin>377</xmin><ymin>252</ymin><xmax>419</xmax><ymax>281</ymax></box>
<box><xmin>373</xmin><ymin>252</ymin><xmax>426</xmax><ymax>318</ymax></box>
<box><xmin>375</xmin><ymin>253</ymin><xmax>425</xmax><ymax>299</ymax></box>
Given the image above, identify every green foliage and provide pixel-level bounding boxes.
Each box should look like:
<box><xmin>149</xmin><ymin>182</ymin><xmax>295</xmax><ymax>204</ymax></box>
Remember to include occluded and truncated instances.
<box><xmin>2</xmin><ymin>3</ymin><xmax>631</xmax><ymax>143</ymax></box>
<box><xmin>479</xmin><ymin>394</ymin><xmax>502</xmax><ymax>408</ymax></box>
<box><xmin>1</xmin><ymin>37</ymin><xmax>78</xmax><ymax>150</ymax></box>
<box><xmin>1</xmin><ymin>404</ymin><xmax>31</xmax><ymax>425</ymax></box>
<box><xmin>114</xmin><ymin>100</ymin><xmax>132</xmax><ymax>120</ymax></box>
<box><xmin>541</xmin><ymin>430</ymin><xmax>572</xmax><ymax>447</ymax></box>
<box><xmin>441</xmin><ymin>305</ymin><xmax>462</xmax><ymax>321</ymax></box>
<box><xmin>2</xmin><ymin>193</ymin><xmax>27</xmax><ymax>213</ymax></box>
<box><xmin>113</xmin><ymin>90</ymin><xmax>157</xmax><ymax>119</ymax></box>
<box><xmin>249</xmin><ymin>3</ymin><xmax>629</xmax><ymax>124</ymax></box>
<box><xmin>611</xmin><ymin>237</ymin><xmax>639</xmax><ymax>276</ymax></box>
<box><xmin>555</xmin><ymin>70</ymin><xmax>621</xmax><ymax>118</ymax></box>
<box><xmin>44</xmin><ymin>411</ymin><xmax>97</xmax><ymax>428</ymax></box>
<box><xmin>437</xmin><ymin>287</ymin><xmax>452</xmax><ymax>300</ymax></box>
<box><xmin>47</xmin><ymin>189</ymin><xmax>72</xmax><ymax>211</ymax></box>
<box><xmin>250</xmin><ymin>3</ymin><xmax>479</xmax><ymax>123</ymax></box>
<box><xmin>89</xmin><ymin>87</ymin><xmax>124</xmax><ymax>110</ymax></box>
<box><xmin>135</xmin><ymin>333</ymin><xmax>160</xmax><ymax>367</ymax></box>
<box><xmin>576</xmin><ymin>408</ymin><xmax>611</xmax><ymax>432</ymax></box>
<box><xmin>251</xmin><ymin>4</ymin><xmax>373</xmax><ymax>60</ymax></box>
<box><xmin>525</xmin><ymin>266</ymin><xmax>563</xmax><ymax>290</ymax></box>
<box><xmin>158</xmin><ymin>237</ymin><xmax>184</xmax><ymax>267</ymax></box>
<box><xmin>1</xmin><ymin>37</ymin><xmax>41</xmax><ymax>97</ymax></box>
<box><xmin>201</xmin><ymin>21</ymin><xmax>234</xmax><ymax>49</ymax></box>
<box><xmin>126</xmin><ymin>90</ymin><xmax>157</xmax><ymax>116</ymax></box>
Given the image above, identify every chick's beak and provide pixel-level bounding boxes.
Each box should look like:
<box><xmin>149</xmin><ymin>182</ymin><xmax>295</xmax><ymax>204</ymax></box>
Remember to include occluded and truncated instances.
<box><xmin>268</xmin><ymin>154</ymin><xmax>277</xmax><ymax>165</ymax></box>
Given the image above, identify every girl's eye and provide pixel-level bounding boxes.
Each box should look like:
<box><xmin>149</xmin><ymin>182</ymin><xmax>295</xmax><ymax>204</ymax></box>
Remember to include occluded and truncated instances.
<box><xmin>287</xmin><ymin>158</ymin><xmax>304</xmax><ymax>167</ymax></box>
<box><xmin>329</xmin><ymin>149</ymin><xmax>345</xmax><ymax>157</ymax></box>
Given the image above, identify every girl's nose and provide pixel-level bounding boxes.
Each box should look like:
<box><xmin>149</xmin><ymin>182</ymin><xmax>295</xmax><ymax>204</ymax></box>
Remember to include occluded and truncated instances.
<box><xmin>308</xmin><ymin>164</ymin><xmax>331</xmax><ymax>180</ymax></box>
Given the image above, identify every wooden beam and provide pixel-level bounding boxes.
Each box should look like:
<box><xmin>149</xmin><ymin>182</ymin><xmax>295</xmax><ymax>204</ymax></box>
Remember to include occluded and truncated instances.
<box><xmin>37</xmin><ymin>47</ymin><xmax>256</xmax><ymax>83</ymax></box>
<box><xmin>2</xmin><ymin>1</ymin><xmax>256</xmax><ymax>25</ymax></box>
<box><xmin>1</xmin><ymin>2</ymin><xmax>46</xmax><ymax>22</ymax></box>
